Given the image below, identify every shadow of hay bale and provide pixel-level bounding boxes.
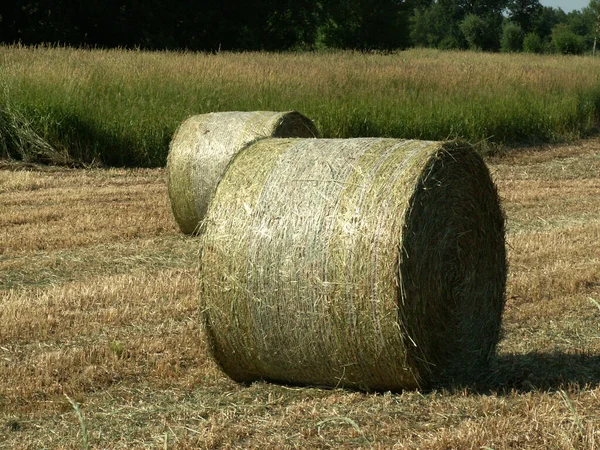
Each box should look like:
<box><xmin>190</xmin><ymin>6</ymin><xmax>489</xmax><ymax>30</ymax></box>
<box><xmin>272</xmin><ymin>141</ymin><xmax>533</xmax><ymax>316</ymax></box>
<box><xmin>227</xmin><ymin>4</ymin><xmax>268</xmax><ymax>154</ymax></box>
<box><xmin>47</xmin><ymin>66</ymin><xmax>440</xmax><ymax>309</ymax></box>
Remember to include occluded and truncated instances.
<box><xmin>167</xmin><ymin>111</ymin><xmax>319</xmax><ymax>235</ymax></box>
<box><xmin>483</xmin><ymin>352</ymin><xmax>600</xmax><ymax>393</ymax></box>
<box><xmin>198</xmin><ymin>136</ymin><xmax>506</xmax><ymax>392</ymax></box>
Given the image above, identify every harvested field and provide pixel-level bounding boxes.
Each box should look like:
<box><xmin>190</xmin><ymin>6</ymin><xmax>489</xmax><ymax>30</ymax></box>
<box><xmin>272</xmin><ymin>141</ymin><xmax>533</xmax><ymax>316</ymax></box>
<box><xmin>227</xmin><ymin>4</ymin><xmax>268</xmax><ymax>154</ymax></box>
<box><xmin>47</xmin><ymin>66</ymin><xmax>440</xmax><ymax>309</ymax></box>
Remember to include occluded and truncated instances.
<box><xmin>1</xmin><ymin>139</ymin><xmax>600</xmax><ymax>449</ymax></box>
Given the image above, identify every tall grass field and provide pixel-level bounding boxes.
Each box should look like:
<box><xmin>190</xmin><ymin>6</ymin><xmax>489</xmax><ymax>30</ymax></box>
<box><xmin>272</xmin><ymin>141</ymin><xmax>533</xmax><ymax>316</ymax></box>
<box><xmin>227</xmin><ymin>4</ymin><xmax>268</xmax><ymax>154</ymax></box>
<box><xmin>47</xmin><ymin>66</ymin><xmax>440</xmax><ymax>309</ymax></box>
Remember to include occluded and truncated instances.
<box><xmin>1</xmin><ymin>45</ymin><xmax>600</xmax><ymax>166</ymax></box>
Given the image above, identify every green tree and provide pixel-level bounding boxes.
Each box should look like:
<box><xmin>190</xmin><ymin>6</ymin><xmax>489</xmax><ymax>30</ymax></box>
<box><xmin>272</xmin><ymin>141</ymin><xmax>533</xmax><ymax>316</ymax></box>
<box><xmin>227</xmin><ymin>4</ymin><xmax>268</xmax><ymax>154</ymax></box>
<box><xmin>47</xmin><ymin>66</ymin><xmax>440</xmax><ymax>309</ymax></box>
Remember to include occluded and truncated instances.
<box><xmin>583</xmin><ymin>0</ymin><xmax>600</xmax><ymax>55</ymax></box>
<box><xmin>319</xmin><ymin>0</ymin><xmax>413</xmax><ymax>50</ymax></box>
<box><xmin>460</xmin><ymin>14</ymin><xmax>491</xmax><ymax>50</ymax></box>
<box><xmin>507</xmin><ymin>0</ymin><xmax>541</xmax><ymax>32</ymax></box>
<box><xmin>551</xmin><ymin>23</ymin><xmax>585</xmax><ymax>54</ymax></box>
<box><xmin>501</xmin><ymin>21</ymin><xmax>524</xmax><ymax>52</ymax></box>
<box><xmin>444</xmin><ymin>0</ymin><xmax>507</xmax><ymax>50</ymax></box>
<box><xmin>438</xmin><ymin>0</ymin><xmax>508</xmax><ymax>20</ymax></box>
<box><xmin>259</xmin><ymin>0</ymin><xmax>322</xmax><ymax>50</ymax></box>
<box><xmin>531</xmin><ymin>6</ymin><xmax>567</xmax><ymax>42</ymax></box>
<box><xmin>522</xmin><ymin>31</ymin><xmax>544</xmax><ymax>53</ymax></box>
<box><xmin>0</xmin><ymin>2</ymin><xmax>20</xmax><ymax>43</ymax></box>
<box><xmin>0</xmin><ymin>0</ymin><xmax>323</xmax><ymax>51</ymax></box>
<box><xmin>409</xmin><ymin>0</ymin><xmax>511</xmax><ymax>51</ymax></box>
<box><xmin>565</xmin><ymin>10</ymin><xmax>592</xmax><ymax>37</ymax></box>
<box><xmin>410</xmin><ymin>2</ymin><xmax>448</xmax><ymax>48</ymax></box>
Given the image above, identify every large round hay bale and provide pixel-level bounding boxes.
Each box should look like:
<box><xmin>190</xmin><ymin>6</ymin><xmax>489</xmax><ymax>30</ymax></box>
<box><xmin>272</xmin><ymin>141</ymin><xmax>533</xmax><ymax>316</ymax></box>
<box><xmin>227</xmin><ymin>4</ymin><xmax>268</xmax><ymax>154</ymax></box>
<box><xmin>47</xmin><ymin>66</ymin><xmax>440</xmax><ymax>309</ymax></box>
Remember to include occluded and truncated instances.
<box><xmin>167</xmin><ymin>111</ymin><xmax>319</xmax><ymax>234</ymax></box>
<box><xmin>200</xmin><ymin>138</ymin><xmax>506</xmax><ymax>391</ymax></box>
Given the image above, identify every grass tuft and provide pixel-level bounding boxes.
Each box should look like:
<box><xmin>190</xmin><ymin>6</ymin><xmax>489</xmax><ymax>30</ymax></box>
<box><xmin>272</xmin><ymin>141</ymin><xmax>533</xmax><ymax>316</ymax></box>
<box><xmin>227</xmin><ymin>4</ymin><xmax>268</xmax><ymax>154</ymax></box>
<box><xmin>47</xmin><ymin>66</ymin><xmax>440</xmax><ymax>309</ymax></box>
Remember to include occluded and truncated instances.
<box><xmin>64</xmin><ymin>394</ymin><xmax>90</xmax><ymax>450</ymax></box>
<box><xmin>317</xmin><ymin>417</ymin><xmax>372</xmax><ymax>447</ymax></box>
<box><xmin>0</xmin><ymin>102</ymin><xmax>68</xmax><ymax>165</ymax></box>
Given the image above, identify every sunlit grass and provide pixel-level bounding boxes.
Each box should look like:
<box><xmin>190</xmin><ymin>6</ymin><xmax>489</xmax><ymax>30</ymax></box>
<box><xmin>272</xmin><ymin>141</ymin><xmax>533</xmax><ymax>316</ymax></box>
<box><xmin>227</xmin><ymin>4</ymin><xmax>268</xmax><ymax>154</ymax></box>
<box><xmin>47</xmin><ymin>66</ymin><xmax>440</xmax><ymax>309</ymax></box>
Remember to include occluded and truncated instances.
<box><xmin>1</xmin><ymin>45</ymin><xmax>600</xmax><ymax>166</ymax></box>
<box><xmin>1</xmin><ymin>140</ymin><xmax>600</xmax><ymax>448</ymax></box>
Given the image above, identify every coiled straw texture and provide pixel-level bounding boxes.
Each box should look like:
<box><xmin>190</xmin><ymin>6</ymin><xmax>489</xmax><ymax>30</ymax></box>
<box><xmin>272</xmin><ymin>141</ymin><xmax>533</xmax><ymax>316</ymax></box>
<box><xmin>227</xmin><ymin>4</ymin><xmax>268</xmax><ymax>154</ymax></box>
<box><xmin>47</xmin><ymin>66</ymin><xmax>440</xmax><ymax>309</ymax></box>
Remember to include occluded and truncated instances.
<box><xmin>200</xmin><ymin>138</ymin><xmax>506</xmax><ymax>391</ymax></box>
<box><xmin>167</xmin><ymin>111</ymin><xmax>319</xmax><ymax>234</ymax></box>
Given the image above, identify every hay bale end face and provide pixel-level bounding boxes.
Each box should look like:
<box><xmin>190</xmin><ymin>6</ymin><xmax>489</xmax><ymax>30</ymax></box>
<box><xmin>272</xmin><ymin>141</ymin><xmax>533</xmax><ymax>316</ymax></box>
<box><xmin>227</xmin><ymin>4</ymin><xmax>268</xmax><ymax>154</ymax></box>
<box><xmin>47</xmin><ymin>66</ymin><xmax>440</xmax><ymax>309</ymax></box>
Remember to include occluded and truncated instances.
<box><xmin>167</xmin><ymin>111</ymin><xmax>319</xmax><ymax>234</ymax></box>
<box><xmin>199</xmin><ymin>137</ymin><xmax>506</xmax><ymax>391</ymax></box>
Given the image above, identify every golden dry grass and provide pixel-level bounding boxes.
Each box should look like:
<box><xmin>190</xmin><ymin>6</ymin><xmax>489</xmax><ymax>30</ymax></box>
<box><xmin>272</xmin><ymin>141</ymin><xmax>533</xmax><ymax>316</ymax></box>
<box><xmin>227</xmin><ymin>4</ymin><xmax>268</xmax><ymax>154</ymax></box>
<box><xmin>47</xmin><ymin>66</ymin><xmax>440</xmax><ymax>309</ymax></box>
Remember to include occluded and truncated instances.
<box><xmin>1</xmin><ymin>139</ymin><xmax>600</xmax><ymax>448</ymax></box>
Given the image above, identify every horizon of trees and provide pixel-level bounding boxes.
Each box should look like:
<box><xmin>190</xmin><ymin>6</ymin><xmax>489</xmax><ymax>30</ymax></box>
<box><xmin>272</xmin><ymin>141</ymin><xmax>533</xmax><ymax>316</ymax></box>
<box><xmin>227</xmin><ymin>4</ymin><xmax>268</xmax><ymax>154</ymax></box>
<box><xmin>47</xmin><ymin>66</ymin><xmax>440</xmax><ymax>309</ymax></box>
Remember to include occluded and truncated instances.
<box><xmin>0</xmin><ymin>1</ymin><xmax>599</xmax><ymax>55</ymax></box>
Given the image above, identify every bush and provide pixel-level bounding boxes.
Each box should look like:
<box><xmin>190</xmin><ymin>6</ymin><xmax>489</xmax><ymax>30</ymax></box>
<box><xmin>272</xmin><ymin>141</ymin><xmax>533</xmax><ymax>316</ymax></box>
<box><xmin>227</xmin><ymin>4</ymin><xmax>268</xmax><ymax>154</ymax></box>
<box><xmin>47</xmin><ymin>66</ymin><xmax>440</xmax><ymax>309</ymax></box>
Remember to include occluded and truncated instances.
<box><xmin>523</xmin><ymin>32</ymin><xmax>544</xmax><ymax>53</ymax></box>
<box><xmin>501</xmin><ymin>22</ymin><xmax>524</xmax><ymax>53</ymax></box>
<box><xmin>438</xmin><ymin>35</ymin><xmax>462</xmax><ymax>50</ymax></box>
<box><xmin>551</xmin><ymin>24</ymin><xmax>585</xmax><ymax>55</ymax></box>
<box><xmin>460</xmin><ymin>14</ymin><xmax>501</xmax><ymax>51</ymax></box>
<box><xmin>460</xmin><ymin>14</ymin><xmax>488</xmax><ymax>51</ymax></box>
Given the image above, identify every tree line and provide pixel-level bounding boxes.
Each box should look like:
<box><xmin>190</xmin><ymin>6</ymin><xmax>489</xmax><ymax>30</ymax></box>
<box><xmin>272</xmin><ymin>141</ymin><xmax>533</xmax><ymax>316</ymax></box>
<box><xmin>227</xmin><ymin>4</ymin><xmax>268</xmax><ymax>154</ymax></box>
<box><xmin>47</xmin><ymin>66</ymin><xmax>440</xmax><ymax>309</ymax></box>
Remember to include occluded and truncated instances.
<box><xmin>1</xmin><ymin>0</ymin><xmax>599</xmax><ymax>54</ymax></box>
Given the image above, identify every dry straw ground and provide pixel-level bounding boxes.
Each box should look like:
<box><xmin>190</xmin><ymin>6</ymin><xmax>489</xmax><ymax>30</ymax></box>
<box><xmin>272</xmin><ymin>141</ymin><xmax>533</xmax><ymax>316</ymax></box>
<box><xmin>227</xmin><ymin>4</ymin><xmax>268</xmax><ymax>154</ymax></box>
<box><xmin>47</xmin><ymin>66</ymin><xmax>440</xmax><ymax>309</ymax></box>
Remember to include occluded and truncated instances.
<box><xmin>1</xmin><ymin>139</ymin><xmax>600</xmax><ymax>449</ymax></box>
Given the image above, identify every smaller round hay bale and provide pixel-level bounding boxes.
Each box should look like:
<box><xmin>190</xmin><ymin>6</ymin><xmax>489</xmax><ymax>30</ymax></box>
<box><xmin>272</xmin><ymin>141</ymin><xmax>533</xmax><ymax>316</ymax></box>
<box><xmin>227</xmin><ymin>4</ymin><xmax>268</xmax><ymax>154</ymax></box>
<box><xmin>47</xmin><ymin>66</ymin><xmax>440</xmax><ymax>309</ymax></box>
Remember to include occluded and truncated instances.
<box><xmin>200</xmin><ymin>138</ymin><xmax>506</xmax><ymax>391</ymax></box>
<box><xmin>167</xmin><ymin>111</ymin><xmax>319</xmax><ymax>235</ymax></box>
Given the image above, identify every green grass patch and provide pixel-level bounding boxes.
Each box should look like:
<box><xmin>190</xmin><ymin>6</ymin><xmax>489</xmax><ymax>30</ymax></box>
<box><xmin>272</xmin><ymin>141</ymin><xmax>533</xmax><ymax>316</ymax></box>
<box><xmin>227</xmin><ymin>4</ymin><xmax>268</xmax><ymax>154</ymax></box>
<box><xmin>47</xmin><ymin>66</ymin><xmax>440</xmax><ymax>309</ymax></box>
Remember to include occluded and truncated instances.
<box><xmin>1</xmin><ymin>46</ymin><xmax>600</xmax><ymax>167</ymax></box>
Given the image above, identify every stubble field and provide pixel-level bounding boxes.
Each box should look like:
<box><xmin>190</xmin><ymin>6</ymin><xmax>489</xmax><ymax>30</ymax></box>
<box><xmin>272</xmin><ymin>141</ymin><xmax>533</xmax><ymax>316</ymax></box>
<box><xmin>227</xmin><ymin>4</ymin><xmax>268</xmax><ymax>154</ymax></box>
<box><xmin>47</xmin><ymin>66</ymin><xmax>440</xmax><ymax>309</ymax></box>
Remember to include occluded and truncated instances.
<box><xmin>1</xmin><ymin>138</ymin><xmax>600</xmax><ymax>449</ymax></box>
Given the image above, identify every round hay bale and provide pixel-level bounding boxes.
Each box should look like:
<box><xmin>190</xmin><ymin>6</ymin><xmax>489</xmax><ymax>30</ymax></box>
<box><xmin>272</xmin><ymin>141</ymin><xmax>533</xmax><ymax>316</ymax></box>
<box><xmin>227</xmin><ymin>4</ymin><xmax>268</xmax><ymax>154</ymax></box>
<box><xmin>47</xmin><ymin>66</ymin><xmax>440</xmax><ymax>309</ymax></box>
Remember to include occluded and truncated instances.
<box><xmin>200</xmin><ymin>138</ymin><xmax>506</xmax><ymax>391</ymax></box>
<box><xmin>167</xmin><ymin>111</ymin><xmax>320</xmax><ymax>234</ymax></box>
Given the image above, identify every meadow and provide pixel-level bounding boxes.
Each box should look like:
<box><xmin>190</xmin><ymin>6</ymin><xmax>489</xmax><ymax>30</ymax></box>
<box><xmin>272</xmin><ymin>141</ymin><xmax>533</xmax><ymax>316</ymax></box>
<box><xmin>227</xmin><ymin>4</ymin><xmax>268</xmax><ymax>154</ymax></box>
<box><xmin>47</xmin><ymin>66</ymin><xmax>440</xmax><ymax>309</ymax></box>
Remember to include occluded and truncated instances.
<box><xmin>2</xmin><ymin>46</ymin><xmax>600</xmax><ymax>166</ymax></box>
<box><xmin>1</xmin><ymin>137</ymin><xmax>600</xmax><ymax>448</ymax></box>
<box><xmin>1</xmin><ymin>47</ymin><xmax>600</xmax><ymax>448</ymax></box>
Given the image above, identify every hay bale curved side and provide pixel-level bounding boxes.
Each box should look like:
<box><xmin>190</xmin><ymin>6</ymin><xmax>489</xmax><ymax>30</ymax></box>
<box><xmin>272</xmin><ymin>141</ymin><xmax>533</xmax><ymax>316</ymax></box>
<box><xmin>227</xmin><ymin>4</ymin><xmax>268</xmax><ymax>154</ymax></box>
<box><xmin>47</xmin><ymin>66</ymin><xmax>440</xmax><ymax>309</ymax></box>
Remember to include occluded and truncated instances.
<box><xmin>200</xmin><ymin>138</ymin><xmax>506</xmax><ymax>391</ymax></box>
<box><xmin>167</xmin><ymin>111</ymin><xmax>319</xmax><ymax>234</ymax></box>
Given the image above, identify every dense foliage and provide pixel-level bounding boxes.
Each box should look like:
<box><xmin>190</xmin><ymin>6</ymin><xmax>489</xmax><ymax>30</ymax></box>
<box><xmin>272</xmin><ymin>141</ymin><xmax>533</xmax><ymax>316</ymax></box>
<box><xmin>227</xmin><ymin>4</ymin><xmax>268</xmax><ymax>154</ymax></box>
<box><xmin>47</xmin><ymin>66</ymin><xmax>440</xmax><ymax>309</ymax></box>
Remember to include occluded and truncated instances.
<box><xmin>1</xmin><ymin>0</ymin><xmax>600</xmax><ymax>54</ymax></box>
